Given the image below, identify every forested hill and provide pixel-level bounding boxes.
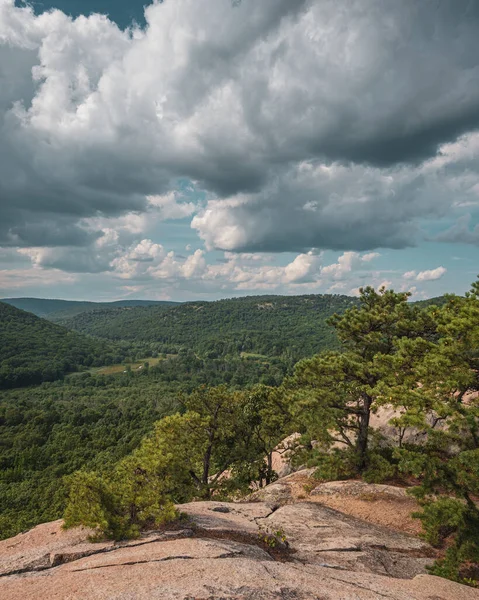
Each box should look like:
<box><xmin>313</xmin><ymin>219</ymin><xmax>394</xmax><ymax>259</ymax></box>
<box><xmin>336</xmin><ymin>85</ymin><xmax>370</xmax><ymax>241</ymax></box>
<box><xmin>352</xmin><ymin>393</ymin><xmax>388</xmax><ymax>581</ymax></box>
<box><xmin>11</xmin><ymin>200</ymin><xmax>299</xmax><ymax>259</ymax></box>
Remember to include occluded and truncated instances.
<box><xmin>0</xmin><ymin>302</ymin><xmax>125</xmax><ymax>389</ymax></box>
<box><xmin>57</xmin><ymin>295</ymin><xmax>359</xmax><ymax>360</ymax></box>
<box><xmin>1</xmin><ymin>297</ymin><xmax>180</xmax><ymax>321</ymax></box>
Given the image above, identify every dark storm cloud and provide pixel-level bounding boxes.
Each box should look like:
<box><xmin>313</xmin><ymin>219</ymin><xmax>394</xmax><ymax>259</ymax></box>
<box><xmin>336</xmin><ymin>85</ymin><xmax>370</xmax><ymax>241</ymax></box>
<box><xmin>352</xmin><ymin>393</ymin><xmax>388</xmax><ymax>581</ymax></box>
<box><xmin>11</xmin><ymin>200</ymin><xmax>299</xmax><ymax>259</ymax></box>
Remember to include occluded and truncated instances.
<box><xmin>299</xmin><ymin>0</ymin><xmax>479</xmax><ymax>167</ymax></box>
<box><xmin>436</xmin><ymin>215</ymin><xmax>479</xmax><ymax>246</ymax></box>
<box><xmin>1</xmin><ymin>0</ymin><xmax>479</xmax><ymax>263</ymax></box>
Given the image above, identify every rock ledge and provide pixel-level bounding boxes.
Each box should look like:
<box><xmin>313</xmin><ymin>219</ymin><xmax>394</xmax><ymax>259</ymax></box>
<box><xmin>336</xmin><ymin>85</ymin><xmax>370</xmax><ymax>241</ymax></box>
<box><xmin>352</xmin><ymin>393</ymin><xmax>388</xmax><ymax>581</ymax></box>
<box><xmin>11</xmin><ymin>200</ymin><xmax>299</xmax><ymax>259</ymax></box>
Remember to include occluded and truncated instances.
<box><xmin>1</xmin><ymin>499</ymin><xmax>477</xmax><ymax>599</ymax></box>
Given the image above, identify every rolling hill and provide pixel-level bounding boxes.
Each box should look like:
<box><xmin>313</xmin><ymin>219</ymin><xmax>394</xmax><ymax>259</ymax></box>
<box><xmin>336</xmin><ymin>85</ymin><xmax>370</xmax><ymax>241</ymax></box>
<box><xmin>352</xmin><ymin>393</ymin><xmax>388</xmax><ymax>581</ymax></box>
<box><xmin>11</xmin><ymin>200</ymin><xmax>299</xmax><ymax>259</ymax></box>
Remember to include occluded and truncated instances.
<box><xmin>0</xmin><ymin>302</ymin><xmax>125</xmax><ymax>389</ymax></box>
<box><xmin>1</xmin><ymin>298</ymin><xmax>180</xmax><ymax>321</ymax></box>
<box><xmin>56</xmin><ymin>294</ymin><xmax>360</xmax><ymax>361</ymax></box>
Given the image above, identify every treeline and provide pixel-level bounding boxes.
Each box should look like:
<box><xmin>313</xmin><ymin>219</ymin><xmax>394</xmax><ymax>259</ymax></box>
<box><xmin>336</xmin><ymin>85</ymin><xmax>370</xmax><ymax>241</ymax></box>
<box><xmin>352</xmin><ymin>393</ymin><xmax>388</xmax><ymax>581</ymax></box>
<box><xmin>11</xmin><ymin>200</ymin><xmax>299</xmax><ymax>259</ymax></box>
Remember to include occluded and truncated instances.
<box><xmin>64</xmin><ymin>282</ymin><xmax>479</xmax><ymax>586</ymax></box>
<box><xmin>58</xmin><ymin>294</ymin><xmax>358</xmax><ymax>360</ymax></box>
<box><xmin>2</xmin><ymin>297</ymin><xmax>179</xmax><ymax>320</ymax></box>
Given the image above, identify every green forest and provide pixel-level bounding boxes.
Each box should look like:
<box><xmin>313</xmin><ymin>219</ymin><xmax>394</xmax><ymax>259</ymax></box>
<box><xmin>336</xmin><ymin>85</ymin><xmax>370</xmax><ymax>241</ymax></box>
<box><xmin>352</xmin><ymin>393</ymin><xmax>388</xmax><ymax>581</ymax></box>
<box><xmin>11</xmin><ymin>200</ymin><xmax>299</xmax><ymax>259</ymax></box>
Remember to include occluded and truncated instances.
<box><xmin>0</xmin><ymin>284</ymin><xmax>478</xmax><ymax>586</ymax></box>
<box><xmin>0</xmin><ymin>302</ymin><xmax>132</xmax><ymax>389</ymax></box>
<box><xmin>57</xmin><ymin>294</ymin><xmax>358</xmax><ymax>360</ymax></box>
<box><xmin>0</xmin><ymin>351</ymin><xmax>289</xmax><ymax>539</ymax></box>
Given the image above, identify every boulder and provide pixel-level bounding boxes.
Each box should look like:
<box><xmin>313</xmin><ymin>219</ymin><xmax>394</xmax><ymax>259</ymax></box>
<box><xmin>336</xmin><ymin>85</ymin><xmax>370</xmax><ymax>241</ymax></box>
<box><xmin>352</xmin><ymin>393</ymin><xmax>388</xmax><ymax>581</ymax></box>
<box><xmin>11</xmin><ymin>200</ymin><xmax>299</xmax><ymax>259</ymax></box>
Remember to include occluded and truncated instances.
<box><xmin>311</xmin><ymin>480</ymin><xmax>409</xmax><ymax>500</ymax></box>
<box><xmin>248</xmin><ymin>468</ymin><xmax>316</xmax><ymax>505</ymax></box>
<box><xmin>270</xmin><ymin>432</ymin><xmax>301</xmax><ymax>479</ymax></box>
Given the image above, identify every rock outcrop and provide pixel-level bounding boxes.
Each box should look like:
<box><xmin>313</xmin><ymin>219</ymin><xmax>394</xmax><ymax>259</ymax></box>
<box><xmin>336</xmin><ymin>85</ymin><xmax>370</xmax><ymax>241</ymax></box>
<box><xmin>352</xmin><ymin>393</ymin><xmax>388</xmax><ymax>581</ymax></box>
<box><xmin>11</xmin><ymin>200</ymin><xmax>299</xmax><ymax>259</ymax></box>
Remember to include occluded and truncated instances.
<box><xmin>248</xmin><ymin>468</ymin><xmax>316</xmax><ymax>505</ymax></box>
<box><xmin>1</xmin><ymin>496</ymin><xmax>477</xmax><ymax>599</ymax></box>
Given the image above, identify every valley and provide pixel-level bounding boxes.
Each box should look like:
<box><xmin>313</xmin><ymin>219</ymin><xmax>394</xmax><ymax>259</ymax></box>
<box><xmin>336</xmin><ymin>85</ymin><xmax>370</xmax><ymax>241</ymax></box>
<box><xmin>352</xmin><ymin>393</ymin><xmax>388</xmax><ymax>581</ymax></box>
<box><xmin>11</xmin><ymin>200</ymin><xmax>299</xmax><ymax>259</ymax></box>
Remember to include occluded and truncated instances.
<box><xmin>0</xmin><ymin>285</ymin><xmax>478</xmax><ymax>593</ymax></box>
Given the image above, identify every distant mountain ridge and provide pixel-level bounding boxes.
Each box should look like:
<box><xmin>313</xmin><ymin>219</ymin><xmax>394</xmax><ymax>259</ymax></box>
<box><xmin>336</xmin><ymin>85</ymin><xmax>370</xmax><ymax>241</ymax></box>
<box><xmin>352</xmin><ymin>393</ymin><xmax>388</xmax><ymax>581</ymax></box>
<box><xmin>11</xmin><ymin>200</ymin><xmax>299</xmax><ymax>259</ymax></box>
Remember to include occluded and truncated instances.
<box><xmin>55</xmin><ymin>294</ymin><xmax>359</xmax><ymax>360</ymax></box>
<box><xmin>1</xmin><ymin>294</ymin><xmax>449</xmax><ymax>372</ymax></box>
<box><xmin>1</xmin><ymin>298</ymin><xmax>180</xmax><ymax>321</ymax></box>
<box><xmin>53</xmin><ymin>293</ymin><xmax>449</xmax><ymax>361</ymax></box>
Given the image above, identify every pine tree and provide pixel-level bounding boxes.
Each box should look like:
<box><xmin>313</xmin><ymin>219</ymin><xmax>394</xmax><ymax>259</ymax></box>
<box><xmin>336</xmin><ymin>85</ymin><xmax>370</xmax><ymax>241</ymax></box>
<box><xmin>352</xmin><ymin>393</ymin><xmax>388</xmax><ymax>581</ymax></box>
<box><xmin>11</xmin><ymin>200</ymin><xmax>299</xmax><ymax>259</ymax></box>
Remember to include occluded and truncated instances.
<box><xmin>394</xmin><ymin>279</ymin><xmax>479</xmax><ymax>585</ymax></box>
<box><xmin>287</xmin><ymin>286</ymin><xmax>434</xmax><ymax>472</ymax></box>
<box><xmin>240</xmin><ymin>384</ymin><xmax>293</xmax><ymax>487</ymax></box>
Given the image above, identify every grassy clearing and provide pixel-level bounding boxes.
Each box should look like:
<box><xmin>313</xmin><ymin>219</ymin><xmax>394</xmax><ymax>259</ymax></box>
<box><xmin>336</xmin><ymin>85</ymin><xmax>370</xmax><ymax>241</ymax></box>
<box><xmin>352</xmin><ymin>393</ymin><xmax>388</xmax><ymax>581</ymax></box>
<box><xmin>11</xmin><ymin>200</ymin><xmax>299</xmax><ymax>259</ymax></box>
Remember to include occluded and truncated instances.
<box><xmin>86</xmin><ymin>356</ymin><xmax>164</xmax><ymax>375</ymax></box>
<box><xmin>240</xmin><ymin>352</ymin><xmax>268</xmax><ymax>360</ymax></box>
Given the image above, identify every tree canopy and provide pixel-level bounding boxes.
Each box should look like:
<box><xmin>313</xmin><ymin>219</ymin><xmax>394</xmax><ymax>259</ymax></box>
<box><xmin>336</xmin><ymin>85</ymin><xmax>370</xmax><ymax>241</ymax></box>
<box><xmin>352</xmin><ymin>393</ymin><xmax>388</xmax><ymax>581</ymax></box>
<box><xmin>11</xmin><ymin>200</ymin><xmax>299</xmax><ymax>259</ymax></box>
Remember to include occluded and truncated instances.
<box><xmin>0</xmin><ymin>302</ymin><xmax>130</xmax><ymax>389</ymax></box>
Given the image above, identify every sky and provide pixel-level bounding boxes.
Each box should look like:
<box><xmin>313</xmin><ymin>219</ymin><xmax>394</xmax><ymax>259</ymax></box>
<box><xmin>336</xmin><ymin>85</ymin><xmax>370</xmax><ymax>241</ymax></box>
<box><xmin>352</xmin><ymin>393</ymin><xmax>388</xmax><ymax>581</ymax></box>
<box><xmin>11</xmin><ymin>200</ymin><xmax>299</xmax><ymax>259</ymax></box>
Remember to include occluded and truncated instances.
<box><xmin>1</xmin><ymin>1</ymin><xmax>479</xmax><ymax>302</ymax></box>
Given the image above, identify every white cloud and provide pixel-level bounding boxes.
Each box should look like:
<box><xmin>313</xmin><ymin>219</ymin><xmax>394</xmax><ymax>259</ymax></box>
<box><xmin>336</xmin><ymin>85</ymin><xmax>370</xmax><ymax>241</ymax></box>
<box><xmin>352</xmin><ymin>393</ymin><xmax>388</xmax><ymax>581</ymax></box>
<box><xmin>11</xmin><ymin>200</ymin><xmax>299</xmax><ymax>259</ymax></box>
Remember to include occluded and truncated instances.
<box><xmin>127</xmin><ymin>239</ymin><xmax>165</xmax><ymax>262</ymax></box>
<box><xmin>327</xmin><ymin>282</ymin><xmax>347</xmax><ymax>292</ymax></box>
<box><xmin>180</xmin><ymin>249</ymin><xmax>207</xmax><ymax>279</ymax></box>
<box><xmin>147</xmin><ymin>192</ymin><xmax>196</xmax><ymax>220</ymax></box>
<box><xmin>101</xmin><ymin>244</ymin><xmax>384</xmax><ymax>295</ymax></box>
<box><xmin>320</xmin><ymin>251</ymin><xmax>379</xmax><ymax>279</ymax></box>
<box><xmin>416</xmin><ymin>267</ymin><xmax>447</xmax><ymax>281</ymax></box>
<box><xmin>283</xmin><ymin>252</ymin><xmax>320</xmax><ymax>283</ymax></box>
<box><xmin>362</xmin><ymin>253</ymin><xmax>380</xmax><ymax>263</ymax></box>
<box><xmin>1</xmin><ymin>0</ymin><xmax>479</xmax><ymax>264</ymax></box>
<box><xmin>0</xmin><ymin>267</ymin><xmax>76</xmax><ymax>289</ymax></box>
<box><xmin>403</xmin><ymin>266</ymin><xmax>447</xmax><ymax>282</ymax></box>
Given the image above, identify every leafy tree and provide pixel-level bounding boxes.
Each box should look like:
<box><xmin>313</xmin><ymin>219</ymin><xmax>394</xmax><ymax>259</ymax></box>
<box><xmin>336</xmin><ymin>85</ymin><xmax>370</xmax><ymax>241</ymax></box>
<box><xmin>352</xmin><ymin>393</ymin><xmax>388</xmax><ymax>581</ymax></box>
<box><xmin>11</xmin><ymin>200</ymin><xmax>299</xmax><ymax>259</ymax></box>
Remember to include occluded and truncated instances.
<box><xmin>56</xmin><ymin>294</ymin><xmax>360</xmax><ymax>363</ymax></box>
<box><xmin>0</xmin><ymin>302</ymin><xmax>141</xmax><ymax>389</ymax></box>
<box><xmin>63</xmin><ymin>471</ymin><xmax>120</xmax><ymax>539</ymax></box>
<box><xmin>173</xmin><ymin>386</ymin><xmax>248</xmax><ymax>498</ymax></box>
<box><xmin>241</xmin><ymin>385</ymin><xmax>293</xmax><ymax>487</ymax></box>
<box><xmin>62</xmin><ymin>386</ymin><xmax>260</xmax><ymax>538</ymax></box>
<box><xmin>64</xmin><ymin>457</ymin><xmax>178</xmax><ymax>540</ymax></box>
<box><xmin>287</xmin><ymin>287</ymin><xmax>435</xmax><ymax>471</ymax></box>
<box><xmin>394</xmin><ymin>280</ymin><xmax>479</xmax><ymax>584</ymax></box>
<box><xmin>62</xmin><ymin>383</ymin><xmax>295</xmax><ymax>539</ymax></box>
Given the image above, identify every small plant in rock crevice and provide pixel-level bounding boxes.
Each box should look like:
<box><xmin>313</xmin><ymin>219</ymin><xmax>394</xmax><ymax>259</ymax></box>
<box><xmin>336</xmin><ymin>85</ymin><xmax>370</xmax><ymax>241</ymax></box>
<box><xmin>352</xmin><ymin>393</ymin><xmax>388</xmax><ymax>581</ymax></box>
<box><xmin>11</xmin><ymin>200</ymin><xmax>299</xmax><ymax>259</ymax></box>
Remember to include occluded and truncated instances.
<box><xmin>258</xmin><ymin>523</ymin><xmax>288</xmax><ymax>548</ymax></box>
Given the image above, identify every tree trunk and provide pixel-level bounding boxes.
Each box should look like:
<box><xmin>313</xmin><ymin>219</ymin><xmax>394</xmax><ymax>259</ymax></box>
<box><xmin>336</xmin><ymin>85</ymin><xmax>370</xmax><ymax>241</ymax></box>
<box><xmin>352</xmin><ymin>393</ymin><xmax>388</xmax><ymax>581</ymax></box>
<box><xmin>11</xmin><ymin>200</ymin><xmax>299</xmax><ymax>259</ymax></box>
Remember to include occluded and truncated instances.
<box><xmin>355</xmin><ymin>396</ymin><xmax>372</xmax><ymax>471</ymax></box>
<box><xmin>202</xmin><ymin>443</ymin><xmax>213</xmax><ymax>499</ymax></box>
<box><xmin>265</xmin><ymin>452</ymin><xmax>273</xmax><ymax>486</ymax></box>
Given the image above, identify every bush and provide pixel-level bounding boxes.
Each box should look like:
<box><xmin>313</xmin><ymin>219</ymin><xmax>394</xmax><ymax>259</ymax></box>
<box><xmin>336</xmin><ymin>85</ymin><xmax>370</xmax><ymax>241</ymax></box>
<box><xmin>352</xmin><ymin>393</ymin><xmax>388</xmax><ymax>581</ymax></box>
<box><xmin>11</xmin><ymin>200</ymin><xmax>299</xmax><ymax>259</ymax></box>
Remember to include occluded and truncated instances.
<box><xmin>63</xmin><ymin>471</ymin><xmax>126</xmax><ymax>540</ymax></box>
<box><xmin>312</xmin><ymin>449</ymin><xmax>357</xmax><ymax>482</ymax></box>
<box><xmin>63</xmin><ymin>463</ymin><xmax>178</xmax><ymax>541</ymax></box>
<box><xmin>413</xmin><ymin>497</ymin><xmax>479</xmax><ymax>587</ymax></box>
<box><xmin>362</xmin><ymin>452</ymin><xmax>396</xmax><ymax>484</ymax></box>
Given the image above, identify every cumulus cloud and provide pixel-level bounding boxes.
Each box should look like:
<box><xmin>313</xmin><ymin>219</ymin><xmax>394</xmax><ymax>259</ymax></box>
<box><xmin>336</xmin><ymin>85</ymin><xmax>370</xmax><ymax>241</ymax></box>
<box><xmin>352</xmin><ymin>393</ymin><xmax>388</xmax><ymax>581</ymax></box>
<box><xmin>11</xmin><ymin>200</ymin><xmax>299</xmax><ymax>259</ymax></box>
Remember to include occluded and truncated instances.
<box><xmin>1</xmin><ymin>0</ymin><xmax>479</xmax><ymax>295</ymax></box>
<box><xmin>416</xmin><ymin>267</ymin><xmax>447</xmax><ymax>282</ymax></box>
<box><xmin>192</xmin><ymin>132</ymin><xmax>479</xmax><ymax>252</ymax></box>
<box><xmin>403</xmin><ymin>267</ymin><xmax>447</xmax><ymax>282</ymax></box>
<box><xmin>320</xmin><ymin>251</ymin><xmax>379</xmax><ymax>280</ymax></box>
<box><xmin>147</xmin><ymin>192</ymin><xmax>196</xmax><ymax>220</ymax></box>
<box><xmin>1</xmin><ymin>2</ymin><xmax>479</xmax><ymax>247</ymax></box>
<box><xmin>103</xmin><ymin>244</ymin><xmax>381</xmax><ymax>296</ymax></box>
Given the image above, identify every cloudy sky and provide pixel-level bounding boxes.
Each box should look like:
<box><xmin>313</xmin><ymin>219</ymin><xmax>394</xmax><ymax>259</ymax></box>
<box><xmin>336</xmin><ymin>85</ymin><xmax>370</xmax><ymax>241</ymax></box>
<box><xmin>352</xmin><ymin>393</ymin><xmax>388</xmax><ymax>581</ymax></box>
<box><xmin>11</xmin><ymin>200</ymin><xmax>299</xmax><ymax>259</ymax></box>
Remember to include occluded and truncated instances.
<box><xmin>1</xmin><ymin>0</ymin><xmax>478</xmax><ymax>301</ymax></box>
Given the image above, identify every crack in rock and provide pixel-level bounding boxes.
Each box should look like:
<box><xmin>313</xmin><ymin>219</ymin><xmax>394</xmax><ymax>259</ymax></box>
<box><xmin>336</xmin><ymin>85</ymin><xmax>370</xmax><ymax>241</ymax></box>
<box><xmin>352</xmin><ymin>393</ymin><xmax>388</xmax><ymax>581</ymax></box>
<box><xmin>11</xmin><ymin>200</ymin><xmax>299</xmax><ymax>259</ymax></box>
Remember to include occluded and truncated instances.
<box><xmin>0</xmin><ymin>529</ymin><xmax>195</xmax><ymax>579</ymax></box>
<box><xmin>314</xmin><ymin>547</ymin><xmax>360</xmax><ymax>553</ymax></box>
<box><xmin>71</xmin><ymin>550</ymin><xmax>248</xmax><ymax>572</ymax></box>
<box><xmin>71</xmin><ymin>555</ymin><xmax>195</xmax><ymax>572</ymax></box>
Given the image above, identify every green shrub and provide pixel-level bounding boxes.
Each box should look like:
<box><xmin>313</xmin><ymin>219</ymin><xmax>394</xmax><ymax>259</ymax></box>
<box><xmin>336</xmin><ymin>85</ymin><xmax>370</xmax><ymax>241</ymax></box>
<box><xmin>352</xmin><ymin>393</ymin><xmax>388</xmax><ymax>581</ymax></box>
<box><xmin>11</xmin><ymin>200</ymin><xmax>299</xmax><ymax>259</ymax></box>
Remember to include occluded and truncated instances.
<box><xmin>312</xmin><ymin>448</ymin><xmax>357</xmax><ymax>482</ymax></box>
<box><xmin>258</xmin><ymin>524</ymin><xmax>288</xmax><ymax>548</ymax></box>
<box><xmin>63</xmin><ymin>463</ymin><xmax>178</xmax><ymax>541</ymax></box>
<box><xmin>63</xmin><ymin>471</ymin><xmax>127</xmax><ymax>540</ymax></box>
<box><xmin>411</xmin><ymin>497</ymin><xmax>479</xmax><ymax>587</ymax></box>
<box><xmin>362</xmin><ymin>453</ymin><xmax>396</xmax><ymax>484</ymax></box>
